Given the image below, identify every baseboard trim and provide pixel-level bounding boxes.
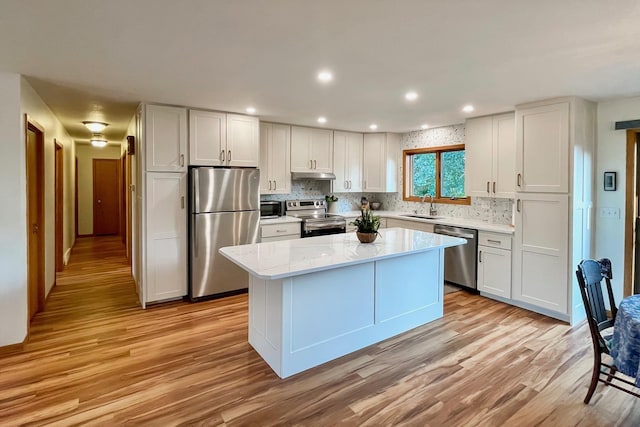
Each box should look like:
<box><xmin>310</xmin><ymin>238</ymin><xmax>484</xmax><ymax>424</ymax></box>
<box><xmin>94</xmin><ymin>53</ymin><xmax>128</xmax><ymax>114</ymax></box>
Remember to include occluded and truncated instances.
<box><xmin>0</xmin><ymin>338</ymin><xmax>26</xmax><ymax>356</ymax></box>
<box><xmin>77</xmin><ymin>234</ymin><xmax>94</xmax><ymax>238</ymax></box>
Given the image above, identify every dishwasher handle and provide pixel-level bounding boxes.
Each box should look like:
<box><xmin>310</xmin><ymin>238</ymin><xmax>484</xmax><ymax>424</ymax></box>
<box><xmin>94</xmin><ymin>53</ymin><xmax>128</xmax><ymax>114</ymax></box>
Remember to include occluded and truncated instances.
<box><xmin>436</xmin><ymin>230</ymin><xmax>474</xmax><ymax>239</ymax></box>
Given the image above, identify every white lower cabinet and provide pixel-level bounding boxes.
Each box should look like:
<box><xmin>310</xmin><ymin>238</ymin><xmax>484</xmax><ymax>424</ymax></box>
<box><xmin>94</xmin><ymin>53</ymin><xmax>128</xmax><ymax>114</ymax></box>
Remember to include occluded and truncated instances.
<box><xmin>477</xmin><ymin>232</ymin><xmax>512</xmax><ymax>298</ymax></box>
<box><xmin>260</xmin><ymin>222</ymin><xmax>301</xmax><ymax>243</ymax></box>
<box><xmin>145</xmin><ymin>172</ymin><xmax>188</xmax><ymax>303</ymax></box>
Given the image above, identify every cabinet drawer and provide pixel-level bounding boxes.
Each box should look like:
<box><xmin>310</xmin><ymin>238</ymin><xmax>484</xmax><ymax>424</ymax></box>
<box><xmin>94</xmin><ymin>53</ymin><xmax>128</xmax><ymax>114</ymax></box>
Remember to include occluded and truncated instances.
<box><xmin>478</xmin><ymin>231</ymin><xmax>512</xmax><ymax>250</ymax></box>
<box><xmin>261</xmin><ymin>222</ymin><xmax>301</xmax><ymax>238</ymax></box>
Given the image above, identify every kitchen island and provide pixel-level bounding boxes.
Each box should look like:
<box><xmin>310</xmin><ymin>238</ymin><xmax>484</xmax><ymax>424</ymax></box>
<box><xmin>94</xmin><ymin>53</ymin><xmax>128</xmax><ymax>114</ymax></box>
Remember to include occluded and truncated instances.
<box><xmin>219</xmin><ymin>228</ymin><xmax>466</xmax><ymax>378</ymax></box>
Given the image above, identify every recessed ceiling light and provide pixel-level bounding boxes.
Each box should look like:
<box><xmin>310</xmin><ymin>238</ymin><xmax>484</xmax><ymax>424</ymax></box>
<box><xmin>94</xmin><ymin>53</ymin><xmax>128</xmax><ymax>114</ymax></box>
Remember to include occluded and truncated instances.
<box><xmin>421</xmin><ymin>124</ymin><xmax>429</xmax><ymax>130</ymax></box>
<box><xmin>246</xmin><ymin>106</ymin><xmax>256</xmax><ymax>114</ymax></box>
<box><xmin>317</xmin><ymin>70</ymin><xmax>333</xmax><ymax>83</ymax></box>
<box><xmin>405</xmin><ymin>91</ymin><xmax>418</xmax><ymax>101</ymax></box>
<box><xmin>462</xmin><ymin>104</ymin><xmax>475</xmax><ymax>113</ymax></box>
<box><xmin>317</xmin><ymin>116</ymin><xmax>327</xmax><ymax>124</ymax></box>
<box><xmin>369</xmin><ymin>124</ymin><xmax>378</xmax><ymax>130</ymax></box>
<box><xmin>82</xmin><ymin>121</ymin><xmax>108</xmax><ymax>133</ymax></box>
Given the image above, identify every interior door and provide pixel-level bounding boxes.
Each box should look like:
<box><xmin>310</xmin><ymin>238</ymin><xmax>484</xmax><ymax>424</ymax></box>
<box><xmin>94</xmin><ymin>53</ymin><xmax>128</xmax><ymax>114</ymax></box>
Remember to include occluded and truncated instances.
<box><xmin>93</xmin><ymin>159</ymin><xmax>120</xmax><ymax>235</ymax></box>
<box><xmin>26</xmin><ymin>123</ymin><xmax>44</xmax><ymax>320</ymax></box>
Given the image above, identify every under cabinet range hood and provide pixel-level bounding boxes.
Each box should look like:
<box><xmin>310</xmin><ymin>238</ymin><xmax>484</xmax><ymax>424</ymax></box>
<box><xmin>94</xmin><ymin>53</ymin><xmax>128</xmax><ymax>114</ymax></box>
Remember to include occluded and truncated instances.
<box><xmin>291</xmin><ymin>171</ymin><xmax>336</xmax><ymax>180</ymax></box>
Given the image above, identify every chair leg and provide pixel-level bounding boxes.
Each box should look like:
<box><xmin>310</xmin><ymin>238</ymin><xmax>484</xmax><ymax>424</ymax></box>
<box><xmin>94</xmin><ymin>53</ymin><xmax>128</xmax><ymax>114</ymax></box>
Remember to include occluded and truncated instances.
<box><xmin>584</xmin><ymin>352</ymin><xmax>601</xmax><ymax>404</ymax></box>
<box><xmin>605</xmin><ymin>365</ymin><xmax>617</xmax><ymax>385</ymax></box>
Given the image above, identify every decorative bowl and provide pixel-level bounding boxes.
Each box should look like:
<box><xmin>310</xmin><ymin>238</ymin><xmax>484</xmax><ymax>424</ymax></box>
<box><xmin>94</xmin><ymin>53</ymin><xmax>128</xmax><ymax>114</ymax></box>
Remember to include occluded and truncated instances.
<box><xmin>356</xmin><ymin>232</ymin><xmax>378</xmax><ymax>243</ymax></box>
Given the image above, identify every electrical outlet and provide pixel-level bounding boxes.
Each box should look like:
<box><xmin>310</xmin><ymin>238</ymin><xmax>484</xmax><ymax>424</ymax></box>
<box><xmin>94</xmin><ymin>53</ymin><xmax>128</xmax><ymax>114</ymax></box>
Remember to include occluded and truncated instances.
<box><xmin>599</xmin><ymin>207</ymin><xmax>620</xmax><ymax>219</ymax></box>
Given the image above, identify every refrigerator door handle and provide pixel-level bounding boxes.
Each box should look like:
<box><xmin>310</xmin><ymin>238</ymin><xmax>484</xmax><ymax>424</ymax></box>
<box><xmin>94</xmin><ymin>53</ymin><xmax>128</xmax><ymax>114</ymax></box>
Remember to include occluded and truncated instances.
<box><xmin>193</xmin><ymin>168</ymin><xmax>200</xmax><ymax>212</ymax></box>
<box><xmin>193</xmin><ymin>214</ymin><xmax>198</xmax><ymax>257</ymax></box>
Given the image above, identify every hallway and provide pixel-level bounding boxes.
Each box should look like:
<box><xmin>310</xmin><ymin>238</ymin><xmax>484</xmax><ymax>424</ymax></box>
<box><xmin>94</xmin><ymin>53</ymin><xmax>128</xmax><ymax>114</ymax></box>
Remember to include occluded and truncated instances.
<box><xmin>1</xmin><ymin>237</ymin><xmax>640</xmax><ymax>425</ymax></box>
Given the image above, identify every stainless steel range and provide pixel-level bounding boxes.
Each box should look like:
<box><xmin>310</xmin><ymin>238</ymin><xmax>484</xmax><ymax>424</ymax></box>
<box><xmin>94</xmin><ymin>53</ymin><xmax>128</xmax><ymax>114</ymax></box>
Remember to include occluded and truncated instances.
<box><xmin>286</xmin><ymin>199</ymin><xmax>347</xmax><ymax>238</ymax></box>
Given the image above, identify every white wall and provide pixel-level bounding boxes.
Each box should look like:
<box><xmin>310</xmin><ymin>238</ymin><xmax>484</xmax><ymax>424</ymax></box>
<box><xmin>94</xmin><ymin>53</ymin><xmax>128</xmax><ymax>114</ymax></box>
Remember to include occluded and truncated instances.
<box><xmin>595</xmin><ymin>96</ymin><xmax>640</xmax><ymax>302</ymax></box>
<box><xmin>20</xmin><ymin>78</ymin><xmax>76</xmax><ymax>296</ymax></box>
<box><xmin>76</xmin><ymin>144</ymin><xmax>122</xmax><ymax>235</ymax></box>
<box><xmin>0</xmin><ymin>72</ymin><xmax>27</xmax><ymax>346</ymax></box>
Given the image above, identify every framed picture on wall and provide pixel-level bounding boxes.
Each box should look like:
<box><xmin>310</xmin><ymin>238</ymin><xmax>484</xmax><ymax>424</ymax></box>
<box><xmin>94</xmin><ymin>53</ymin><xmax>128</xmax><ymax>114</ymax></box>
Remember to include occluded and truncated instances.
<box><xmin>604</xmin><ymin>171</ymin><xmax>616</xmax><ymax>191</ymax></box>
<box><xmin>126</xmin><ymin>135</ymin><xmax>135</xmax><ymax>155</ymax></box>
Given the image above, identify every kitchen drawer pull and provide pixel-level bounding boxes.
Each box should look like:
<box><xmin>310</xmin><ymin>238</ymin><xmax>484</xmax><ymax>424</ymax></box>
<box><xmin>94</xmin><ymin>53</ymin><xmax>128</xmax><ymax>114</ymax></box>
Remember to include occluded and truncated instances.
<box><xmin>487</xmin><ymin>239</ymin><xmax>502</xmax><ymax>244</ymax></box>
<box><xmin>276</xmin><ymin>229</ymin><xmax>287</xmax><ymax>233</ymax></box>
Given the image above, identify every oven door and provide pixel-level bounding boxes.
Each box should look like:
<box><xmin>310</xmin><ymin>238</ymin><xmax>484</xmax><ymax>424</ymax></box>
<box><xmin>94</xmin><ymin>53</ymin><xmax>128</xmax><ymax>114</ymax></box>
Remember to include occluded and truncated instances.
<box><xmin>302</xmin><ymin>221</ymin><xmax>346</xmax><ymax>237</ymax></box>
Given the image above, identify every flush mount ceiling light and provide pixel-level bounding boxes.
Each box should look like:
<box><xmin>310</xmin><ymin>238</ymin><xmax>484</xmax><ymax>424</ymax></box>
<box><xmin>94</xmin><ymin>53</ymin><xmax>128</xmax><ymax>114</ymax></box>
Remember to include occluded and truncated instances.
<box><xmin>462</xmin><ymin>104</ymin><xmax>475</xmax><ymax>113</ymax></box>
<box><xmin>90</xmin><ymin>134</ymin><xmax>108</xmax><ymax>148</ymax></box>
<box><xmin>421</xmin><ymin>124</ymin><xmax>429</xmax><ymax>129</ymax></box>
<box><xmin>369</xmin><ymin>124</ymin><xmax>378</xmax><ymax>130</ymax></box>
<box><xmin>317</xmin><ymin>70</ymin><xmax>333</xmax><ymax>83</ymax></box>
<box><xmin>246</xmin><ymin>106</ymin><xmax>256</xmax><ymax>114</ymax></box>
<box><xmin>317</xmin><ymin>116</ymin><xmax>327</xmax><ymax>124</ymax></box>
<box><xmin>405</xmin><ymin>91</ymin><xmax>418</xmax><ymax>101</ymax></box>
<box><xmin>82</xmin><ymin>121</ymin><xmax>108</xmax><ymax>133</ymax></box>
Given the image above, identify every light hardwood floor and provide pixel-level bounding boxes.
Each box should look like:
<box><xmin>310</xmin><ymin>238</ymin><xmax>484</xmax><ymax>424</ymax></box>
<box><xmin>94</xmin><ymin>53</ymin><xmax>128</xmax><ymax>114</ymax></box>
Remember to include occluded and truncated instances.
<box><xmin>1</xmin><ymin>236</ymin><xmax>639</xmax><ymax>426</ymax></box>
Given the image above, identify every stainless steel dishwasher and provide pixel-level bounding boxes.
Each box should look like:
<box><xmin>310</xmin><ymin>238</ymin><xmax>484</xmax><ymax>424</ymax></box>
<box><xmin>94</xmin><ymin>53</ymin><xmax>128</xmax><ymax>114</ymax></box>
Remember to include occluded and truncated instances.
<box><xmin>433</xmin><ymin>224</ymin><xmax>478</xmax><ymax>290</ymax></box>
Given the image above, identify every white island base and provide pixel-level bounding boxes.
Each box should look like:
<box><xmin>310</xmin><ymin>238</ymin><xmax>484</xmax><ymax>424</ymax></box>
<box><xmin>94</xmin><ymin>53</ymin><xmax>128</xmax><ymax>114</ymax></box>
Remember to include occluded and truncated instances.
<box><xmin>220</xmin><ymin>229</ymin><xmax>465</xmax><ymax>378</ymax></box>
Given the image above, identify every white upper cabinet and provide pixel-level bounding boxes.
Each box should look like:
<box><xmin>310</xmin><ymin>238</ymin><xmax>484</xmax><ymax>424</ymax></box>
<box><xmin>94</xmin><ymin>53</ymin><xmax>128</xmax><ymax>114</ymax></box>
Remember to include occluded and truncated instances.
<box><xmin>260</xmin><ymin>123</ymin><xmax>291</xmax><ymax>194</ymax></box>
<box><xmin>145</xmin><ymin>104</ymin><xmax>187</xmax><ymax>172</ymax></box>
<box><xmin>189</xmin><ymin>110</ymin><xmax>259</xmax><ymax>167</ymax></box>
<box><xmin>189</xmin><ymin>110</ymin><xmax>226</xmax><ymax>166</ymax></box>
<box><xmin>516</xmin><ymin>102</ymin><xmax>569</xmax><ymax>193</ymax></box>
<box><xmin>333</xmin><ymin>131</ymin><xmax>363</xmax><ymax>192</ymax></box>
<box><xmin>291</xmin><ymin>126</ymin><xmax>333</xmax><ymax>173</ymax></box>
<box><xmin>226</xmin><ymin>114</ymin><xmax>260</xmax><ymax>167</ymax></box>
<box><xmin>465</xmin><ymin>113</ymin><xmax>515</xmax><ymax>198</ymax></box>
<box><xmin>363</xmin><ymin>133</ymin><xmax>399</xmax><ymax>192</ymax></box>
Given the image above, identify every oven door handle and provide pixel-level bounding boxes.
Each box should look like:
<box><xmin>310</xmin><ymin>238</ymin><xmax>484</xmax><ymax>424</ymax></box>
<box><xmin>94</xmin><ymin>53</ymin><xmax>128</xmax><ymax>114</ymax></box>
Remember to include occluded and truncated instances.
<box><xmin>304</xmin><ymin>222</ymin><xmax>346</xmax><ymax>231</ymax></box>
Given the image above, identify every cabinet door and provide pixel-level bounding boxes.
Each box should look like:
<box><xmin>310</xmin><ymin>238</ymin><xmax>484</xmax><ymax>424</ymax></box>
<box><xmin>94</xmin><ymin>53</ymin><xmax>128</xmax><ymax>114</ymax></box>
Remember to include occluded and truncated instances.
<box><xmin>145</xmin><ymin>172</ymin><xmax>187</xmax><ymax>302</ymax></box>
<box><xmin>346</xmin><ymin>132</ymin><xmax>363</xmax><ymax>191</ymax></box>
<box><xmin>189</xmin><ymin>110</ymin><xmax>226</xmax><ymax>166</ymax></box>
<box><xmin>291</xmin><ymin>126</ymin><xmax>313</xmax><ymax>172</ymax></box>
<box><xmin>478</xmin><ymin>245</ymin><xmax>511</xmax><ymax>298</ymax></box>
<box><xmin>145</xmin><ymin>105</ymin><xmax>187</xmax><ymax>172</ymax></box>
<box><xmin>512</xmin><ymin>193</ymin><xmax>568</xmax><ymax>313</ymax></box>
<box><xmin>227</xmin><ymin>114</ymin><xmax>259</xmax><ymax>167</ymax></box>
<box><xmin>333</xmin><ymin>131</ymin><xmax>349</xmax><ymax>192</ymax></box>
<box><xmin>310</xmin><ymin>128</ymin><xmax>333</xmax><ymax>172</ymax></box>
<box><xmin>259</xmin><ymin>123</ymin><xmax>271</xmax><ymax>193</ymax></box>
<box><xmin>516</xmin><ymin>102</ymin><xmax>569</xmax><ymax>193</ymax></box>
<box><xmin>363</xmin><ymin>133</ymin><xmax>385</xmax><ymax>192</ymax></box>
<box><xmin>492</xmin><ymin>113</ymin><xmax>516</xmax><ymax>198</ymax></box>
<box><xmin>270</xmin><ymin>124</ymin><xmax>291</xmax><ymax>194</ymax></box>
<box><xmin>464</xmin><ymin>116</ymin><xmax>493</xmax><ymax>197</ymax></box>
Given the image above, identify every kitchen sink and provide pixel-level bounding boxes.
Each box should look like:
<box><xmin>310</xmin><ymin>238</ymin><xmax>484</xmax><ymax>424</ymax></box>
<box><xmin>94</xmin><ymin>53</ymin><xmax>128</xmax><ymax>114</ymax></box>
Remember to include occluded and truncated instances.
<box><xmin>401</xmin><ymin>214</ymin><xmax>446</xmax><ymax>220</ymax></box>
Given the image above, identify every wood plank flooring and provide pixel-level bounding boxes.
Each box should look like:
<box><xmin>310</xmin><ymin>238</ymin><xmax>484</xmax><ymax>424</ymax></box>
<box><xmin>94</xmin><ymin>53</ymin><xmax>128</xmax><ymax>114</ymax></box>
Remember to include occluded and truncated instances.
<box><xmin>1</xmin><ymin>236</ymin><xmax>639</xmax><ymax>426</ymax></box>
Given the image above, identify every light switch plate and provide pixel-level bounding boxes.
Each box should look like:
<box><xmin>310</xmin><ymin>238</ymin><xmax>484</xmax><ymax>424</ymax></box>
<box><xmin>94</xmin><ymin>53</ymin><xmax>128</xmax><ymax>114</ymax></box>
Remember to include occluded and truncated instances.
<box><xmin>599</xmin><ymin>207</ymin><xmax>620</xmax><ymax>219</ymax></box>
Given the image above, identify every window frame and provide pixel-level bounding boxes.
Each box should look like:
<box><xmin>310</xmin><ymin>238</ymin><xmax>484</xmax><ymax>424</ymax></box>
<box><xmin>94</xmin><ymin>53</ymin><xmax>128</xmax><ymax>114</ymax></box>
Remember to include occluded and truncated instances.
<box><xmin>402</xmin><ymin>144</ymin><xmax>470</xmax><ymax>205</ymax></box>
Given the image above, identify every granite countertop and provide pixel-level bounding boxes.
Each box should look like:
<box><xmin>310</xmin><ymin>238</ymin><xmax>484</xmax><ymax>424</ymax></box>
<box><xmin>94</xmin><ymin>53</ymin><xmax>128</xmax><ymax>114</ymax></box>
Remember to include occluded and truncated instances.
<box><xmin>259</xmin><ymin>216</ymin><xmax>303</xmax><ymax>225</ymax></box>
<box><xmin>341</xmin><ymin>210</ymin><xmax>514</xmax><ymax>234</ymax></box>
<box><xmin>219</xmin><ymin>228</ymin><xmax>466</xmax><ymax>280</ymax></box>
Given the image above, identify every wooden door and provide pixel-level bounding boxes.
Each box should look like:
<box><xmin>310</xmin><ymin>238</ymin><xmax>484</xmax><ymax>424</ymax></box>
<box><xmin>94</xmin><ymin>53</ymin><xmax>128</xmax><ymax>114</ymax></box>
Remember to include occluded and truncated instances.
<box><xmin>26</xmin><ymin>117</ymin><xmax>45</xmax><ymax>320</ymax></box>
<box><xmin>121</xmin><ymin>155</ymin><xmax>126</xmax><ymax>244</ymax></box>
<box><xmin>93</xmin><ymin>159</ymin><xmax>120</xmax><ymax>235</ymax></box>
<box><xmin>189</xmin><ymin>109</ymin><xmax>226</xmax><ymax>166</ymax></box>
<box><xmin>55</xmin><ymin>141</ymin><xmax>64</xmax><ymax>272</ymax></box>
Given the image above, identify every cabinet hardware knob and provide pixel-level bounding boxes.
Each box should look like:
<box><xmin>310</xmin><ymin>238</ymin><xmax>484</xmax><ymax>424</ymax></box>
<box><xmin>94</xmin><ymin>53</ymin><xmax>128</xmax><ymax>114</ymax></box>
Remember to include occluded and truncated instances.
<box><xmin>181</xmin><ymin>196</ymin><xmax>185</xmax><ymax>209</ymax></box>
<box><xmin>486</xmin><ymin>181</ymin><xmax>490</xmax><ymax>193</ymax></box>
<box><xmin>274</xmin><ymin>180</ymin><xmax>277</xmax><ymax>190</ymax></box>
<box><xmin>493</xmin><ymin>181</ymin><xmax>496</xmax><ymax>193</ymax></box>
<box><xmin>517</xmin><ymin>173</ymin><xmax>522</xmax><ymax>187</ymax></box>
<box><xmin>180</xmin><ymin>154</ymin><xmax>184</xmax><ymax>167</ymax></box>
<box><xmin>517</xmin><ymin>199</ymin><xmax>521</xmax><ymax>212</ymax></box>
<box><xmin>228</xmin><ymin>150</ymin><xmax>231</xmax><ymax>162</ymax></box>
<box><xmin>268</xmin><ymin>180</ymin><xmax>272</xmax><ymax>190</ymax></box>
<box><xmin>479</xmin><ymin>250</ymin><xmax>482</xmax><ymax>262</ymax></box>
<box><xmin>310</xmin><ymin>159</ymin><xmax>313</xmax><ymax>169</ymax></box>
<box><xmin>221</xmin><ymin>150</ymin><xmax>225</xmax><ymax>162</ymax></box>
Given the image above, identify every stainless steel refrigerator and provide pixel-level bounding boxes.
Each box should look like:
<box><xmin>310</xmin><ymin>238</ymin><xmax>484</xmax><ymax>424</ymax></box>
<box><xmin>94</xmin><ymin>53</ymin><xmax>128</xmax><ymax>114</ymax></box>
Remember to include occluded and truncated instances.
<box><xmin>189</xmin><ymin>167</ymin><xmax>260</xmax><ymax>300</ymax></box>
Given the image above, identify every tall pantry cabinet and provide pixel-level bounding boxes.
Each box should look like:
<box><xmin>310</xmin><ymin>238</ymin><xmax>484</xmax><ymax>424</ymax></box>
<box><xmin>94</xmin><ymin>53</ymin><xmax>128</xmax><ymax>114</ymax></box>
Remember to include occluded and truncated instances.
<box><xmin>135</xmin><ymin>104</ymin><xmax>189</xmax><ymax>307</ymax></box>
<box><xmin>512</xmin><ymin>97</ymin><xmax>595</xmax><ymax>325</ymax></box>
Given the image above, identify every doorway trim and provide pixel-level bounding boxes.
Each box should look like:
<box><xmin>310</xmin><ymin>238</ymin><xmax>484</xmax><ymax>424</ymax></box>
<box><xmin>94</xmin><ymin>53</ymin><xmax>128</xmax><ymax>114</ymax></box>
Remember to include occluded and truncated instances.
<box><xmin>25</xmin><ymin>114</ymin><xmax>45</xmax><ymax>326</ymax></box>
<box><xmin>624</xmin><ymin>129</ymin><xmax>640</xmax><ymax>297</ymax></box>
<box><xmin>55</xmin><ymin>140</ymin><xmax>64</xmax><ymax>273</ymax></box>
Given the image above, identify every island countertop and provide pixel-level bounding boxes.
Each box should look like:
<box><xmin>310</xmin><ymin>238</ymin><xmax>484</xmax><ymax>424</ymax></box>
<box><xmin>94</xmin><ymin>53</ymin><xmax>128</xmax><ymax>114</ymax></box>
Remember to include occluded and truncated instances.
<box><xmin>219</xmin><ymin>227</ymin><xmax>466</xmax><ymax>280</ymax></box>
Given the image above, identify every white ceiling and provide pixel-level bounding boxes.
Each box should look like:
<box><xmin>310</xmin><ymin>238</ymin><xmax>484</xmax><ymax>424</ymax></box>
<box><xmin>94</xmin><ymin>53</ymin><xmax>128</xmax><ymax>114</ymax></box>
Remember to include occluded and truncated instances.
<box><xmin>1</xmin><ymin>0</ymin><xmax>639</xmax><ymax>141</ymax></box>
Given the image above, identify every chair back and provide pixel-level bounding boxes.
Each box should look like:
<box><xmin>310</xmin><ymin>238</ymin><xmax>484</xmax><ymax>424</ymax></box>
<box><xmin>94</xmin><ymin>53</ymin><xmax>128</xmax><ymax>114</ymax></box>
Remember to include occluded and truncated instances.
<box><xmin>576</xmin><ymin>258</ymin><xmax>617</xmax><ymax>353</ymax></box>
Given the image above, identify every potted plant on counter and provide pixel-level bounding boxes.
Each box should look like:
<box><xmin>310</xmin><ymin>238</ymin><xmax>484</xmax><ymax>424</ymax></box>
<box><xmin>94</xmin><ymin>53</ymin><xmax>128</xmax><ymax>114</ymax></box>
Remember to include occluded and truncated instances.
<box><xmin>325</xmin><ymin>194</ymin><xmax>339</xmax><ymax>214</ymax></box>
<box><xmin>352</xmin><ymin>209</ymin><xmax>381</xmax><ymax>243</ymax></box>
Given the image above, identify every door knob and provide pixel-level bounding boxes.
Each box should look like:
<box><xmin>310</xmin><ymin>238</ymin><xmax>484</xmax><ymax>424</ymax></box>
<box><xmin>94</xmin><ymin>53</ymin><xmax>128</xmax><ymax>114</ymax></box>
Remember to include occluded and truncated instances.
<box><xmin>32</xmin><ymin>224</ymin><xmax>39</xmax><ymax>234</ymax></box>
<box><xmin>97</xmin><ymin>199</ymin><xmax>102</xmax><ymax>204</ymax></box>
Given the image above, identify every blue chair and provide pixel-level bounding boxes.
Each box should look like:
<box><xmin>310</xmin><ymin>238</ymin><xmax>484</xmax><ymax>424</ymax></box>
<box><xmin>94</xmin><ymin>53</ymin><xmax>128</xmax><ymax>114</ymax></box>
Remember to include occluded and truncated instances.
<box><xmin>576</xmin><ymin>258</ymin><xmax>640</xmax><ymax>403</ymax></box>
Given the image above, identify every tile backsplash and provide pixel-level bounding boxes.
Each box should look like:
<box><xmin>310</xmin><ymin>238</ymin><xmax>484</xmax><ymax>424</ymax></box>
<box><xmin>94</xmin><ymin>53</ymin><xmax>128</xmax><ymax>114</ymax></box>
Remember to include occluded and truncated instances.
<box><xmin>261</xmin><ymin>124</ymin><xmax>514</xmax><ymax>225</ymax></box>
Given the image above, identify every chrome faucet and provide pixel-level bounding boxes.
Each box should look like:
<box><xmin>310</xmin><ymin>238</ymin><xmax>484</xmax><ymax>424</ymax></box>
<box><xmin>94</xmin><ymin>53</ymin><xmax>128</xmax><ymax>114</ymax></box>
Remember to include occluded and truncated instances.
<box><xmin>420</xmin><ymin>194</ymin><xmax>438</xmax><ymax>216</ymax></box>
